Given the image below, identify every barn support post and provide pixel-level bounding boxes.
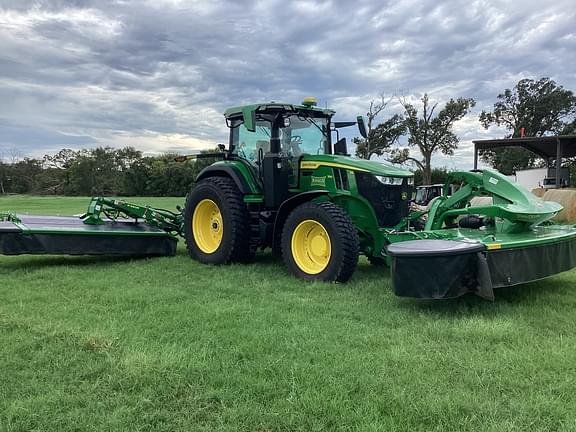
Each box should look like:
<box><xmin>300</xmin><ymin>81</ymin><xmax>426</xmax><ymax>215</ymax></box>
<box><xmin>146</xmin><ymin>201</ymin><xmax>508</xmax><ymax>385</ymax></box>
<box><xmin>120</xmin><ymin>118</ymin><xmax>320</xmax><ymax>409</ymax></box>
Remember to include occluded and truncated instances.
<box><xmin>474</xmin><ymin>145</ymin><xmax>478</xmax><ymax>170</ymax></box>
<box><xmin>556</xmin><ymin>137</ymin><xmax>562</xmax><ymax>188</ymax></box>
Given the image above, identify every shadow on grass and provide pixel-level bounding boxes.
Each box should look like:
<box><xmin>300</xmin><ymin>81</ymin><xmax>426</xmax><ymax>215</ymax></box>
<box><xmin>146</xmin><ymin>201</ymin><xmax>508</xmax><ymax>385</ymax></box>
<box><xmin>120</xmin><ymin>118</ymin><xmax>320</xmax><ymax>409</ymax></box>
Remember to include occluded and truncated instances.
<box><xmin>353</xmin><ymin>260</ymin><xmax>391</xmax><ymax>281</ymax></box>
<box><xmin>396</xmin><ymin>276</ymin><xmax>567</xmax><ymax>318</ymax></box>
<box><xmin>251</xmin><ymin>253</ymin><xmax>392</xmax><ymax>287</ymax></box>
<box><xmin>0</xmin><ymin>254</ymin><xmax>153</xmax><ymax>271</ymax></box>
<box><xmin>247</xmin><ymin>254</ymin><xmax>570</xmax><ymax>314</ymax></box>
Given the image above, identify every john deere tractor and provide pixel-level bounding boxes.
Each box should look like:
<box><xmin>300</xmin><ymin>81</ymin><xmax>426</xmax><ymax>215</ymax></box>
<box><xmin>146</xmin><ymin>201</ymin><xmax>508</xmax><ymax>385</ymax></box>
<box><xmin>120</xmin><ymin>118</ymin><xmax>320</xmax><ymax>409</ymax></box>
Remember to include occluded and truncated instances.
<box><xmin>3</xmin><ymin>98</ymin><xmax>576</xmax><ymax>300</ymax></box>
<box><xmin>183</xmin><ymin>97</ymin><xmax>413</xmax><ymax>282</ymax></box>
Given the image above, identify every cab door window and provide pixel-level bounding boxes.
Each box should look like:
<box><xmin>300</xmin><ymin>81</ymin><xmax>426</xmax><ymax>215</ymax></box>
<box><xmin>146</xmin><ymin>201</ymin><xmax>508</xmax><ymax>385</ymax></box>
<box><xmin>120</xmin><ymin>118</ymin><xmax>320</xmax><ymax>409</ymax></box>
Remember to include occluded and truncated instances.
<box><xmin>231</xmin><ymin>120</ymin><xmax>271</xmax><ymax>164</ymax></box>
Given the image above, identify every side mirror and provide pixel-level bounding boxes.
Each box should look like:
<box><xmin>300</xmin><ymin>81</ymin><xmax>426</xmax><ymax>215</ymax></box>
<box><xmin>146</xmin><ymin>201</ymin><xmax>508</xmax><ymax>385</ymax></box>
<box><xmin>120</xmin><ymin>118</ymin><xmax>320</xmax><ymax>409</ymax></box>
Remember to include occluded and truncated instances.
<box><xmin>357</xmin><ymin>116</ymin><xmax>367</xmax><ymax>139</ymax></box>
<box><xmin>242</xmin><ymin>108</ymin><xmax>257</xmax><ymax>132</ymax></box>
<box><xmin>334</xmin><ymin>138</ymin><xmax>348</xmax><ymax>155</ymax></box>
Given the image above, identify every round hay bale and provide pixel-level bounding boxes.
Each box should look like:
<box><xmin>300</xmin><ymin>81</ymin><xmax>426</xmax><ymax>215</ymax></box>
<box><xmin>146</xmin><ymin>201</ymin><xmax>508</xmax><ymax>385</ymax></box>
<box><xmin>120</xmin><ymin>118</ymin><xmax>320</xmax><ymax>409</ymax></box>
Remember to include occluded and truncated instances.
<box><xmin>531</xmin><ymin>188</ymin><xmax>546</xmax><ymax>198</ymax></box>
<box><xmin>542</xmin><ymin>189</ymin><xmax>576</xmax><ymax>223</ymax></box>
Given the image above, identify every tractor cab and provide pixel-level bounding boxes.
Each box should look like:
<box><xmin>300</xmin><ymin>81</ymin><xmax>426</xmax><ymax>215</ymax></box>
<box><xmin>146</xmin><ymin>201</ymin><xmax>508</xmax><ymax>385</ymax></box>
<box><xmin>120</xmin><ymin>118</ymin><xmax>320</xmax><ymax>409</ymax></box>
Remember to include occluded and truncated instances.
<box><xmin>225</xmin><ymin>98</ymin><xmax>336</xmax><ymax>156</ymax></box>
<box><xmin>413</xmin><ymin>184</ymin><xmax>444</xmax><ymax>211</ymax></box>
<box><xmin>224</xmin><ymin>98</ymin><xmax>362</xmax><ymax>207</ymax></box>
<box><xmin>227</xmin><ymin>100</ymin><xmax>333</xmax><ymax>164</ymax></box>
<box><xmin>225</xmin><ymin>99</ymin><xmax>335</xmax><ymax>194</ymax></box>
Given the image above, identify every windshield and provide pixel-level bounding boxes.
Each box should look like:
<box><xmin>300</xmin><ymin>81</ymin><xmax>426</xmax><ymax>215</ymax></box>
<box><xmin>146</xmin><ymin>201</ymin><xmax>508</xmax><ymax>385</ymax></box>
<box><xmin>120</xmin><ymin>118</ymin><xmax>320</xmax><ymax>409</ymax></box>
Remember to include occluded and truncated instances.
<box><xmin>415</xmin><ymin>188</ymin><xmax>427</xmax><ymax>204</ymax></box>
<box><xmin>283</xmin><ymin>115</ymin><xmax>328</xmax><ymax>157</ymax></box>
<box><xmin>231</xmin><ymin>113</ymin><xmax>329</xmax><ymax>164</ymax></box>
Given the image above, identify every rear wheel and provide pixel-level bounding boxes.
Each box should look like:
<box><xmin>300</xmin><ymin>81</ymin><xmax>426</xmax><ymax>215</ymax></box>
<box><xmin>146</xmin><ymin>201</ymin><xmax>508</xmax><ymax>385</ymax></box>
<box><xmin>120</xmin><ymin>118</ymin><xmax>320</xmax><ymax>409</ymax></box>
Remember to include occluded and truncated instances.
<box><xmin>282</xmin><ymin>201</ymin><xmax>359</xmax><ymax>282</ymax></box>
<box><xmin>184</xmin><ymin>177</ymin><xmax>253</xmax><ymax>264</ymax></box>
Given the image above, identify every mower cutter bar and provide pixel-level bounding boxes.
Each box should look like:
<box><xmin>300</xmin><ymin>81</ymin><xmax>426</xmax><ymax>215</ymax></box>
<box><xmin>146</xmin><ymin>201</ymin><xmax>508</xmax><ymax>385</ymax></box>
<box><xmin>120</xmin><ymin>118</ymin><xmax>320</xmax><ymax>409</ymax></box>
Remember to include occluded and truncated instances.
<box><xmin>387</xmin><ymin>232</ymin><xmax>576</xmax><ymax>300</ymax></box>
<box><xmin>0</xmin><ymin>214</ymin><xmax>177</xmax><ymax>257</ymax></box>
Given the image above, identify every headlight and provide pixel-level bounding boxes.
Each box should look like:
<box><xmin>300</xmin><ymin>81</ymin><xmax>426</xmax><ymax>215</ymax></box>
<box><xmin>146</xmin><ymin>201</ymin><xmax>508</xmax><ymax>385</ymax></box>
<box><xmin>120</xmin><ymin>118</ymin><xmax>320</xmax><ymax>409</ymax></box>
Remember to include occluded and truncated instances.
<box><xmin>375</xmin><ymin>176</ymin><xmax>405</xmax><ymax>186</ymax></box>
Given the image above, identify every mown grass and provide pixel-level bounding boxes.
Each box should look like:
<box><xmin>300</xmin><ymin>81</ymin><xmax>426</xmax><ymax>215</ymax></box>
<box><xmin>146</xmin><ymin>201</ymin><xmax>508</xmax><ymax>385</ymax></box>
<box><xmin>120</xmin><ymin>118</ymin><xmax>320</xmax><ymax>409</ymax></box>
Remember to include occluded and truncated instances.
<box><xmin>1</xmin><ymin>195</ymin><xmax>576</xmax><ymax>431</ymax></box>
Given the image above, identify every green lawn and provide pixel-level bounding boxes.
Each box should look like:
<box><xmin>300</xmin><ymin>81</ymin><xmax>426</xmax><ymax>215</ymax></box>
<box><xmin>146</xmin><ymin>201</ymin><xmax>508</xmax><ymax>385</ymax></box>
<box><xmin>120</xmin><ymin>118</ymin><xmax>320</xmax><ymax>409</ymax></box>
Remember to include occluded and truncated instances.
<box><xmin>1</xmin><ymin>195</ymin><xmax>576</xmax><ymax>431</ymax></box>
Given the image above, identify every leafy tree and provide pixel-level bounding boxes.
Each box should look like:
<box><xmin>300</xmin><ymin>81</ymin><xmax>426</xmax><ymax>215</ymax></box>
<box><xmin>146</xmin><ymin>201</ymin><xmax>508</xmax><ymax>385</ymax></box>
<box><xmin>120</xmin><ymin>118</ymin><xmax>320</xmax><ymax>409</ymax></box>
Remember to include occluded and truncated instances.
<box><xmin>480</xmin><ymin>77</ymin><xmax>576</xmax><ymax>136</ymax></box>
<box><xmin>561</xmin><ymin>118</ymin><xmax>576</xmax><ymax>135</ymax></box>
<box><xmin>412</xmin><ymin>167</ymin><xmax>449</xmax><ymax>186</ymax></box>
<box><xmin>41</xmin><ymin>149</ymin><xmax>80</xmax><ymax>193</ymax></box>
<box><xmin>66</xmin><ymin>151</ymin><xmax>98</xmax><ymax>195</ymax></box>
<box><xmin>481</xmin><ymin>147</ymin><xmax>540</xmax><ymax>176</ymax></box>
<box><xmin>123</xmin><ymin>157</ymin><xmax>154</xmax><ymax>196</ymax></box>
<box><xmin>42</xmin><ymin>148</ymin><xmax>79</xmax><ymax>170</ymax></box>
<box><xmin>67</xmin><ymin>147</ymin><xmax>132</xmax><ymax>195</ymax></box>
<box><xmin>392</xmin><ymin>94</ymin><xmax>475</xmax><ymax>185</ymax></box>
<box><xmin>8</xmin><ymin>158</ymin><xmax>43</xmax><ymax>193</ymax></box>
<box><xmin>479</xmin><ymin>78</ymin><xmax>576</xmax><ymax>173</ymax></box>
<box><xmin>145</xmin><ymin>154</ymin><xmax>194</xmax><ymax>196</ymax></box>
<box><xmin>568</xmin><ymin>164</ymin><xmax>576</xmax><ymax>188</ymax></box>
<box><xmin>354</xmin><ymin>94</ymin><xmax>405</xmax><ymax>159</ymax></box>
<box><xmin>114</xmin><ymin>147</ymin><xmax>142</xmax><ymax>172</ymax></box>
<box><xmin>0</xmin><ymin>162</ymin><xmax>8</xmax><ymax>194</ymax></box>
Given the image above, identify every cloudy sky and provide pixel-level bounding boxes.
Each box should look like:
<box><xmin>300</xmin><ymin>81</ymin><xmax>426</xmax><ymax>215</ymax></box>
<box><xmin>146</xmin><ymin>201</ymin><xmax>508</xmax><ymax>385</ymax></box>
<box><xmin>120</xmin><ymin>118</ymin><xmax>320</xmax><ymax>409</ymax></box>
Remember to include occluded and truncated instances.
<box><xmin>0</xmin><ymin>0</ymin><xmax>575</xmax><ymax>168</ymax></box>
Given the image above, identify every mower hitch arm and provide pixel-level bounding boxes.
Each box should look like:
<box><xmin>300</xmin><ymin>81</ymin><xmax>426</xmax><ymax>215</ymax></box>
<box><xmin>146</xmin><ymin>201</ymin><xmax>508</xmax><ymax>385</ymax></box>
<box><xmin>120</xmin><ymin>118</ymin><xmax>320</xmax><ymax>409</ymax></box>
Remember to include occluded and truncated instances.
<box><xmin>81</xmin><ymin>197</ymin><xmax>184</xmax><ymax>236</ymax></box>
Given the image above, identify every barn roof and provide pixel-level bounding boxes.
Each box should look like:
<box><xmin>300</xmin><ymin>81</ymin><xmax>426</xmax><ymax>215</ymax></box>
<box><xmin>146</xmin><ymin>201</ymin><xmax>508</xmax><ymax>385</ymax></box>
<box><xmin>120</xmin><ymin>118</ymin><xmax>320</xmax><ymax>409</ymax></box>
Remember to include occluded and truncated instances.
<box><xmin>473</xmin><ymin>135</ymin><xmax>576</xmax><ymax>159</ymax></box>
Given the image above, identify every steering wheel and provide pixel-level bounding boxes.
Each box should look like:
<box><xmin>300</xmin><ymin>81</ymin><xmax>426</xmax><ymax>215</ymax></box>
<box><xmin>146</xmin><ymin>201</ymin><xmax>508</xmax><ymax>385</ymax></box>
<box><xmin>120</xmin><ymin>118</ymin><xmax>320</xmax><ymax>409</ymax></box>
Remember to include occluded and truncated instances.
<box><xmin>289</xmin><ymin>135</ymin><xmax>302</xmax><ymax>156</ymax></box>
<box><xmin>237</xmin><ymin>142</ymin><xmax>248</xmax><ymax>159</ymax></box>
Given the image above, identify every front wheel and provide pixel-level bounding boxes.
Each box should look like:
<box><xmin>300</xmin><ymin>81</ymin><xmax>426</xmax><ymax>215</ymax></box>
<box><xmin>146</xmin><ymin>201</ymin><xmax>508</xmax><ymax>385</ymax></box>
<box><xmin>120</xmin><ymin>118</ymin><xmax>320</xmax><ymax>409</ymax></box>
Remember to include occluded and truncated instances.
<box><xmin>281</xmin><ymin>201</ymin><xmax>359</xmax><ymax>282</ymax></box>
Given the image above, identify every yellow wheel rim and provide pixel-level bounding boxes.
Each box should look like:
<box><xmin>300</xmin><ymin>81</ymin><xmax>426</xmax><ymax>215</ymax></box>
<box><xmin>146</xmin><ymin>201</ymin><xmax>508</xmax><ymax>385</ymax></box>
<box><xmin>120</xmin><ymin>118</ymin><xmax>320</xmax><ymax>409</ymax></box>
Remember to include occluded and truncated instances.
<box><xmin>192</xmin><ymin>199</ymin><xmax>223</xmax><ymax>254</ymax></box>
<box><xmin>291</xmin><ymin>219</ymin><xmax>332</xmax><ymax>274</ymax></box>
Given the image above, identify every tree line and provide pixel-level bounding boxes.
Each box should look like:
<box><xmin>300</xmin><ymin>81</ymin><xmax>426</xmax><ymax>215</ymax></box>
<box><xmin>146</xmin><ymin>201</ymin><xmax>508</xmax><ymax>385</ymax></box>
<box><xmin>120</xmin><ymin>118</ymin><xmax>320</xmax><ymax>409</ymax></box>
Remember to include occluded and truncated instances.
<box><xmin>0</xmin><ymin>146</ymin><xmax>452</xmax><ymax>195</ymax></box>
<box><xmin>354</xmin><ymin>77</ymin><xmax>576</xmax><ymax>181</ymax></box>
<box><xmin>0</xmin><ymin>147</ymin><xmax>217</xmax><ymax>196</ymax></box>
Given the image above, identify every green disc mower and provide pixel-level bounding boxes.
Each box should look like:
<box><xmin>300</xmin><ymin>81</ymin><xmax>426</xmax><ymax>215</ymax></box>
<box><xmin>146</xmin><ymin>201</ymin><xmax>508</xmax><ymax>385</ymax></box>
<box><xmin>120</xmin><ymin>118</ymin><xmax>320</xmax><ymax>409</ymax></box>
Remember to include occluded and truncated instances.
<box><xmin>2</xmin><ymin>98</ymin><xmax>576</xmax><ymax>299</ymax></box>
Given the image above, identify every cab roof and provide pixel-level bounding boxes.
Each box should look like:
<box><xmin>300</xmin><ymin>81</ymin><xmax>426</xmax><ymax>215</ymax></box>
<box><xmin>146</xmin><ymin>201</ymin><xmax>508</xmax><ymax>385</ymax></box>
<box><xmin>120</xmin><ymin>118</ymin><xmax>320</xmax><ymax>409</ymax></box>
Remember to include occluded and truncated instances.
<box><xmin>224</xmin><ymin>102</ymin><xmax>335</xmax><ymax>119</ymax></box>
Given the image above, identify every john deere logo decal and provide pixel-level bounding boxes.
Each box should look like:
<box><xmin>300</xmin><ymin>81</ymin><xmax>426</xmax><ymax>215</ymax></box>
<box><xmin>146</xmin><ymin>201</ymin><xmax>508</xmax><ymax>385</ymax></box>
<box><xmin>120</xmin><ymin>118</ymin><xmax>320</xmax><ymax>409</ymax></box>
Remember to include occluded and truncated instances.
<box><xmin>401</xmin><ymin>192</ymin><xmax>408</xmax><ymax>200</ymax></box>
<box><xmin>311</xmin><ymin>176</ymin><xmax>327</xmax><ymax>187</ymax></box>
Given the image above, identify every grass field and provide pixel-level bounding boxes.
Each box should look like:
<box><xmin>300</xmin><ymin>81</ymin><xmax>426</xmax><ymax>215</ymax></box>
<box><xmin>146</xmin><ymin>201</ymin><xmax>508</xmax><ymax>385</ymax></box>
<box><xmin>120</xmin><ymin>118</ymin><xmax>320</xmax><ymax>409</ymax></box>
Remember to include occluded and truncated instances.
<box><xmin>1</xmin><ymin>195</ymin><xmax>576</xmax><ymax>431</ymax></box>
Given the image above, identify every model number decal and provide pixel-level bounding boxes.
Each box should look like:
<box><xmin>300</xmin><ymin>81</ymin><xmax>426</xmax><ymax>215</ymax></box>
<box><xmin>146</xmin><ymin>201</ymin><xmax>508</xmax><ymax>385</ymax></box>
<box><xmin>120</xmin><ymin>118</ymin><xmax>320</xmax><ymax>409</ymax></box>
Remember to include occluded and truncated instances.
<box><xmin>311</xmin><ymin>176</ymin><xmax>327</xmax><ymax>187</ymax></box>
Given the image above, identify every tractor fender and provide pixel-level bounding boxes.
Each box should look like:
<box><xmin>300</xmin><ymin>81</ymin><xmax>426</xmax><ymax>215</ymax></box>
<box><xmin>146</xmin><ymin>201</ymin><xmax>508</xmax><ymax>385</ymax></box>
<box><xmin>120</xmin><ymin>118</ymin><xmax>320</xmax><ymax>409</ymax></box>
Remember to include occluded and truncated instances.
<box><xmin>196</xmin><ymin>165</ymin><xmax>253</xmax><ymax>195</ymax></box>
<box><xmin>272</xmin><ymin>190</ymin><xmax>329</xmax><ymax>250</ymax></box>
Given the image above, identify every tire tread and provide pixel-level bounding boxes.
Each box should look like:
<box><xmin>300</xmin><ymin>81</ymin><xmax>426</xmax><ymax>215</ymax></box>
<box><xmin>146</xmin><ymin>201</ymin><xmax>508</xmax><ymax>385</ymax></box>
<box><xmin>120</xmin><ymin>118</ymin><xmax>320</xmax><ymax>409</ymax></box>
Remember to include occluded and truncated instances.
<box><xmin>281</xmin><ymin>201</ymin><xmax>359</xmax><ymax>282</ymax></box>
<box><xmin>184</xmin><ymin>176</ymin><xmax>254</xmax><ymax>264</ymax></box>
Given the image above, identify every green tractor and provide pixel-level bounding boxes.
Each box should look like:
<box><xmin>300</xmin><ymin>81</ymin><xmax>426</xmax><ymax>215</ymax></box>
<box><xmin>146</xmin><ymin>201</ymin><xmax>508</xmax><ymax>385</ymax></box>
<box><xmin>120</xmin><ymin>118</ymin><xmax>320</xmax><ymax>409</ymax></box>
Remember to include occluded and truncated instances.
<box><xmin>3</xmin><ymin>98</ymin><xmax>576</xmax><ymax>300</ymax></box>
<box><xmin>182</xmin><ymin>97</ymin><xmax>413</xmax><ymax>282</ymax></box>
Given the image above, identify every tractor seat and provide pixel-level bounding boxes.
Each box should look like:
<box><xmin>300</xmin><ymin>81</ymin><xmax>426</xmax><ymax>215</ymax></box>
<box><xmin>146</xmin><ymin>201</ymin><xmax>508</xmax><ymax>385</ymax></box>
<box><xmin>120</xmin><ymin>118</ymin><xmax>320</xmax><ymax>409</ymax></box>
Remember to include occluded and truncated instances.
<box><xmin>249</xmin><ymin>140</ymin><xmax>270</xmax><ymax>163</ymax></box>
<box><xmin>255</xmin><ymin>140</ymin><xmax>270</xmax><ymax>154</ymax></box>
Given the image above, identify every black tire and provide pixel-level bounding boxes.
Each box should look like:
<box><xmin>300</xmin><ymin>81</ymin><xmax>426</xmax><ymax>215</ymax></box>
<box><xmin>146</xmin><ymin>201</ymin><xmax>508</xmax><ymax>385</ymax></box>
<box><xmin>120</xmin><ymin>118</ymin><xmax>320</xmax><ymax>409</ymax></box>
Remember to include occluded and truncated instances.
<box><xmin>184</xmin><ymin>176</ymin><xmax>253</xmax><ymax>264</ymax></box>
<box><xmin>281</xmin><ymin>201</ymin><xmax>359</xmax><ymax>282</ymax></box>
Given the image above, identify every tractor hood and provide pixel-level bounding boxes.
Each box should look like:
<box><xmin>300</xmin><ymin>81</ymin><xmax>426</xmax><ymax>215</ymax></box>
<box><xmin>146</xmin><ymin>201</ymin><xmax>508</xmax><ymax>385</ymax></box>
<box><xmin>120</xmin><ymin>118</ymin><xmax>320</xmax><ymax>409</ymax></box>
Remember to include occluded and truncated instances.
<box><xmin>300</xmin><ymin>155</ymin><xmax>413</xmax><ymax>178</ymax></box>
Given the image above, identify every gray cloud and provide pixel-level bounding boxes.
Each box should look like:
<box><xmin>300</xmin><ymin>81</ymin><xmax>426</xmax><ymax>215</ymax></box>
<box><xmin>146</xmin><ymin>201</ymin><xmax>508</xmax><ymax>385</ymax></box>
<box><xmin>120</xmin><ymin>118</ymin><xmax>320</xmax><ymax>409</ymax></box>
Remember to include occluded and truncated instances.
<box><xmin>0</xmin><ymin>119</ymin><xmax>96</xmax><ymax>157</ymax></box>
<box><xmin>0</xmin><ymin>0</ymin><xmax>574</xmax><ymax>167</ymax></box>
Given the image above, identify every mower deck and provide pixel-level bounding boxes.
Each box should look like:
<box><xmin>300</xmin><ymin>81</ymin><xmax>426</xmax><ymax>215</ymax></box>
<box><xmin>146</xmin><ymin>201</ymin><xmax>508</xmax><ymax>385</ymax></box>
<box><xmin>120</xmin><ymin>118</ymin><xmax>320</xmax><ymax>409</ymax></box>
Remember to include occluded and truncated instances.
<box><xmin>387</xmin><ymin>226</ymin><xmax>576</xmax><ymax>300</ymax></box>
<box><xmin>0</xmin><ymin>214</ymin><xmax>177</xmax><ymax>257</ymax></box>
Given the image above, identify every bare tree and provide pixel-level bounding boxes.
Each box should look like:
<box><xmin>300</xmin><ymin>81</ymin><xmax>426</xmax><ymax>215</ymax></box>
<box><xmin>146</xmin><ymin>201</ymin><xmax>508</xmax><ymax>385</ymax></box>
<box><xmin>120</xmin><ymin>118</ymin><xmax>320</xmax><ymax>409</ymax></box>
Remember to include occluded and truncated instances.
<box><xmin>6</xmin><ymin>148</ymin><xmax>23</xmax><ymax>164</ymax></box>
<box><xmin>355</xmin><ymin>94</ymin><xmax>405</xmax><ymax>159</ymax></box>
